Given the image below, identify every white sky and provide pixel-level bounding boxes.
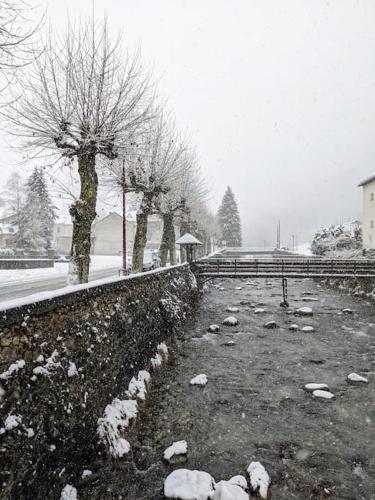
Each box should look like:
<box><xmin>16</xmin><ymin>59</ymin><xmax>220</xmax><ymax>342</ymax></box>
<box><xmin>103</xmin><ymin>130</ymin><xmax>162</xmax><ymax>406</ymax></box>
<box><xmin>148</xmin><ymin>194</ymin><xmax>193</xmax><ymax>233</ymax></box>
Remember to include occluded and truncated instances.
<box><xmin>2</xmin><ymin>0</ymin><xmax>375</xmax><ymax>246</ymax></box>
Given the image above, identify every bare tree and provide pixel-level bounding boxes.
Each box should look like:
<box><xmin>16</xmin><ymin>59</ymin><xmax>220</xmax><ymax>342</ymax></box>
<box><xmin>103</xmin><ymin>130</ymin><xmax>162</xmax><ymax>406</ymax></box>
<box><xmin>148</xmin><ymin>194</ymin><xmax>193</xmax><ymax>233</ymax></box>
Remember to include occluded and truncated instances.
<box><xmin>6</xmin><ymin>17</ymin><xmax>153</xmax><ymax>282</ymax></box>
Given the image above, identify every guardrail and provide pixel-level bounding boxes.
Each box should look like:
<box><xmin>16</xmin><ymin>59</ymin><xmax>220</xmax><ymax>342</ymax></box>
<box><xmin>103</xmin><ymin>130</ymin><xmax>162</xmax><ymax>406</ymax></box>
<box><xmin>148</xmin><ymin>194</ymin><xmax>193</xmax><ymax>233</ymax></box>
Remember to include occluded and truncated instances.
<box><xmin>192</xmin><ymin>258</ymin><xmax>375</xmax><ymax>278</ymax></box>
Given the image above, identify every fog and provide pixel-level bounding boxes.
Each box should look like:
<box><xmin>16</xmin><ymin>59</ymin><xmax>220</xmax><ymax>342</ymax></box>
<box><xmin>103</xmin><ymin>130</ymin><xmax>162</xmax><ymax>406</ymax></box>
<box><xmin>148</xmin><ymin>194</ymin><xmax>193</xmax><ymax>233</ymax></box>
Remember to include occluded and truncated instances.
<box><xmin>3</xmin><ymin>0</ymin><xmax>375</xmax><ymax>246</ymax></box>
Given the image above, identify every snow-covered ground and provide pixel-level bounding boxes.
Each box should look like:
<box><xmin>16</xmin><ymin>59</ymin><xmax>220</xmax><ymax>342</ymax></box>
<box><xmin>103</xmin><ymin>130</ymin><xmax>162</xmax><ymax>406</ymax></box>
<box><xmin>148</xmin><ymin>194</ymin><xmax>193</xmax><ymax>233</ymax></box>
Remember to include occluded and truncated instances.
<box><xmin>0</xmin><ymin>256</ymin><xmax>123</xmax><ymax>286</ymax></box>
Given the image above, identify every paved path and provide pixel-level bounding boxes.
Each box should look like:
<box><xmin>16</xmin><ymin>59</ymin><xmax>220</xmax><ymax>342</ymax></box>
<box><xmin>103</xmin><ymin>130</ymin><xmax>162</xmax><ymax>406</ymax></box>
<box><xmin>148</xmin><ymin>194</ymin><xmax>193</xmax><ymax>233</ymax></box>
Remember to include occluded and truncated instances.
<box><xmin>87</xmin><ymin>277</ymin><xmax>375</xmax><ymax>499</ymax></box>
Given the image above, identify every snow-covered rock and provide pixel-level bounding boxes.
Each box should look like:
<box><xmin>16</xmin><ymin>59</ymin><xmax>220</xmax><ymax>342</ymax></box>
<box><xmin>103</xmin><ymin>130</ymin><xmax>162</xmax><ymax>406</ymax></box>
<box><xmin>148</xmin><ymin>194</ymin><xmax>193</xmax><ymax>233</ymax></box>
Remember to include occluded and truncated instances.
<box><xmin>295</xmin><ymin>307</ymin><xmax>313</xmax><ymax>316</ymax></box>
<box><xmin>222</xmin><ymin>340</ymin><xmax>236</xmax><ymax>346</ymax></box>
<box><xmin>289</xmin><ymin>324</ymin><xmax>299</xmax><ymax>331</ymax></box>
<box><xmin>347</xmin><ymin>373</ymin><xmax>369</xmax><ymax>384</ymax></box>
<box><xmin>254</xmin><ymin>308</ymin><xmax>266</xmax><ymax>314</ymax></box>
<box><xmin>67</xmin><ymin>362</ymin><xmax>78</xmax><ymax>377</ymax></box>
<box><xmin>207</xmin><ymin>324</ymin><xmax>220</xmax><ymax>333</ymax></box>
<box><xmin>222</xmin><ymin>316</ymin><xmax>238</xmax><ymax>326</ymax></box>
<box><xmin>82</xmin><ymin>470</ymin><xmax>92</xmax><ymax>479</ymax></box>
<box><xmin>263</xmin><ymin>321</ymin><xmax>278</xmax><ymax>329</ymax></box>
<box><xmin>226</xmin><ymin>307</ymin><xmax>239</xmax><ymax>313</ymax></box>
<box><xmin>246</xmin><ymin>462</ymin><xmax>271</xmax><ymax>499</ymax></box>
<box><xmin>302</xmin><ymin>326</ymin><xmax>315</xmax><ymax>332</ymax></box>
<box><xmin>33</xmin><ymin>350</ymin><xmax>60</xmax><ymax>376</ymax></box>
<box><xmin>211</xmin><ymin>480</ymin><xmax>249</xmax><ymax>499</ymax></box>
<box><xmin>0</xmin><ymin>359</ymin><xmax>25</xmax><ymax>380</ymax></box>
<box><xmin>312</xmin><ymin>390</ymin><xmax>335</xmax><ymax>399</ymax></box>
<box><xmin>190</xmin><ymin>374</ymin><xmax>208</xmax><ymax>386</ymax></box>
<box><xmin>60</xmin><ymin>484</ymin><xmax>78</xmax><ymax>500</ymax></box>
<box><xmin>163</xmin><ymin>440</ymin><xmax>188</xmax><ymax>463</ymax></box>
<box><xmin>342</xmin><ymin>308</ymin><xmax>353</xmax><ymax>314</ymax></box>
<box><xmin>126</xmin><ymin>370</ymin><xmax>151</xmax><ymax>401</ymax></box>
<box><xmin>304</xmin><ymin>383</ymin><xmax>329</xmax><ymax>392</ymax></box>
<box><xmin>235</xmin><ymin>287</ymin><xmax>242</xmax><ymax>290</ymax></box>
<box><xmin>228</xmin><ymin>475</ymin><xmax>248</xmax><ymax>491</ymax></box>
<box><xmin>164</xmin><ymin>469</ymin><xmax>215</xmax><ymax>500</ymax></box>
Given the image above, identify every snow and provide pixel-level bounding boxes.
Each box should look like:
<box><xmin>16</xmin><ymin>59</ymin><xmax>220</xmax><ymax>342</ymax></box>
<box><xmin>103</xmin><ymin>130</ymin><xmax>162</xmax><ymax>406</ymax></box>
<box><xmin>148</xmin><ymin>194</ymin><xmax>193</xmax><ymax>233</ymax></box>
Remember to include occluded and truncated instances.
<box><xmin>305</xmin><ymin>383</ymin><xmax>329</xmax><ymax>392</ymax></box>
<box><xmin>176</xmin><ymin>233</ymin><xmax>203</xmax><ymax>245</ymax></box>
<box><xmin>247</xmin><ymin>461</ymin><xmax>270</xmax><ymax>499</ymax></box>
<box><xmin>27</xmin><ymin>428</ymin><xmax>34</xmax><ymax>438</ymax></box>
<box><xmin>163</xmin><ymin>440</ymin><xmax>188</xmax><ymax>461</ymax></box>
<box><xmin>82</xmin><ymin>470</ymin><xmax>92</xmax><ymax>478</ymax></box>
<box><xmin>313</xmin><ymin>389</ymin><xmax>335</xmax><ymax>399</ymax></box>
<box><xmin>222</xmin><ymin>316</ymin><xmax>238</xmax><ymax>326</ymax></box>
<box><xmin>211</xmin><ymin>480</ymin><xmax>249</xmax><ymax>500</ymax></box>
<box><xmin>0</xmin><ymin>359</ymin><xmax>25</xmax><ymax>380</ymax></box>
<box><xmin>4</xmin><ymin>414</ymin><xmax>22</xmax><ymax>431</ymax></box>
<box><xmin>97</xmin><ymin>398</ymin><xmax>138</xmax><ymax>458</ymax></box>
<box><xmin>289</xmin><ymin>324</ymin><xmax>299</xmax><ymax>331</ymax></box>
<box><xmin>190</xmin><ymin>374</ymin><xmax>208</xmax><ymax>386</ymax></box>
<box><xmin>347</xmin><ymin>373</ymin><xmax>368</xmax><ymax>383</ymax></box>
<box><xmin>164</xmin><ymin>469</ymin><xmax>215</xmax><ymax>500</ymax></box>
<box><xmin>33</xmin><ymin>350</ymin><xmax>60</xmax><ymax>376</ymax></box>
<box><xmin>151</xmin><ymin>353</ymin><xmax>163</xmax><ymax>369</ymax></box>
<box><xmin>254</xmin><ymin>308</ymin><xmax>265</xmax><ymax>314</ymax></box>
<box><xmin>60</xmin><ymin>485</ymin><xmax>78</xmax><ymax>500</ymax></box>
<box><xmin>126</xmin><ymin>370</ymin><xmax>151</xmax><ymax>401</ymax></box>
<box><xmin>67</xmin><ymin>362</ymin><xmax>78</xmax><ymax>377</ymax></box>
<box><xmin>228</xmin><ymin>475</ymin><xmax>248</xmax><ymax>490</ymax></box>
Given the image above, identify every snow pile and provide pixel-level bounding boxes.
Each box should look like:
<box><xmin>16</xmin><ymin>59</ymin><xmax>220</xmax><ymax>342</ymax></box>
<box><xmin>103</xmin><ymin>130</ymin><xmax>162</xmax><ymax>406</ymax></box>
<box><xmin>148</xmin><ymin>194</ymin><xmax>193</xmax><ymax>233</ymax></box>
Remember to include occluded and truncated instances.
<box><xmin>347</xmin><ymin>373</ymin><xmax>368</xmax><ymax>384</ymax></box>
<box><xmin>164</xmin><ymin>469</ymin><xmax>215</xmax><ymax>500</ymax></box>
<box><xmin>4</xmin><ymin>414</ymin><xmax>22</xmax><ymax>431</ymax></box>
<box><xmin>60</xmin><ymin>484</ymin><xmax>78</xmax><ymax>500</ymax></box>
<box><xmin>126</xmin><ymin>370</ymin><xmax>151</xmax><ymax>401</ymax></box>
<box><xmin>163</xmin><ymin>440</ymin><xmax>188</xmax><ymax>462</ymax></box>
<box><xmin>222</xmin><ymin>316</ymin><xmax>238</xmax><ymax>326</ymax></box>
<box><xmin>67</xmin><ymin>362</ymin><xmax>78</xmax><ymax>377</ymax></box>
<box><xmin>190</xmin><ymin>374</ymin><xmax>208</xmax><ymax>386</ymax></box>
<box><xmin>97</xmin><ymin>398</ymin><xmax>138</xmax><ymax>458</ymax></box>
<box><xmin>33</xmin><ymin>350</ymin><xmax>61</xmax><ymax>376</ymax></box>
<box><xmin>247</xmin><ymin>461</ymin><xmax>270</xmax><ymax>499</ymax></box>
<box><xmin>0</xmin><ymin>359</ymin><xmax>25</xmax><ymax>380</ymax></box>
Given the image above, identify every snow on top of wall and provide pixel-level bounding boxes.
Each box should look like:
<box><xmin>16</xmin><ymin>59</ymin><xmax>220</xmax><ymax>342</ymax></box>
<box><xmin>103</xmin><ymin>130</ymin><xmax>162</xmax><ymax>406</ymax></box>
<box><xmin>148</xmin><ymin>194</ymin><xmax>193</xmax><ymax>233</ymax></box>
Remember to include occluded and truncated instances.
<box><xmin>0</xmin><ymin>359</ymin><xmax>25</xmax><ymax>380</ymax></box>
<box><xmin>0</xmin><ymin>263</ymin><xmax>188</xmax><ymax>313</ymax></box>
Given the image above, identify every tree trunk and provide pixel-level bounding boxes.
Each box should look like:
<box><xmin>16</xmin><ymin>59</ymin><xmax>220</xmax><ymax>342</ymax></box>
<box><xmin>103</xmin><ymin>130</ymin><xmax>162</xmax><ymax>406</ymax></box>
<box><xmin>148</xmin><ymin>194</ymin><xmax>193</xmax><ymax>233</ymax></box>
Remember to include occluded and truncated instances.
<box><xmin>132</xmin><ymin>204</ymin><xmax>150</xmax><ymax>273</ymax></box>
<box><xmin>69</xmin><ymin>149</ymin><xmax>98</xmax><ymax>284</ymax></box>
<box><xmin>159</xmin><ymin>213</ymin><xmax>176</xmax><ymax>267</ymax></box>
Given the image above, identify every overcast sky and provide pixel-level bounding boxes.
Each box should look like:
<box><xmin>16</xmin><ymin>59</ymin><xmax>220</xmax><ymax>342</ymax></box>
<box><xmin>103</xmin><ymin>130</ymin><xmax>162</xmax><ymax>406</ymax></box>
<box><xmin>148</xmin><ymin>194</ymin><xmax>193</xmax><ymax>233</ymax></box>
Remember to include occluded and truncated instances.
<box><xmin>2</xmin><ymin>0</ymin><xmax>375</xmax><ymax>246</ymax></box>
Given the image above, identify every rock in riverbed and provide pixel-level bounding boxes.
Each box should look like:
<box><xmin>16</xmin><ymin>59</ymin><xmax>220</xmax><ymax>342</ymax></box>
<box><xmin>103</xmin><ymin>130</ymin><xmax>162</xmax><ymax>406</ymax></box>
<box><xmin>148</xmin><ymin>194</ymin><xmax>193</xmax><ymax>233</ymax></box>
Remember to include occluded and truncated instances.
<box><xmin>296</xmin><ymin>307</ymin><xmax>313</xmax><ymax>316</ymax></box>
<box><xmin>305</xmin><ymin>383</ymin><xmax>329</xmax><ymax>392</ymax></box>
<box><xmin>163</xmin><ymin>440</ymin><xmax>188</xmax><ymax>464</ymax></box>
<box><xmin>222</xmin><ymin>316</ymin><xmax>239</xmax><ymax>326</ymax></box>
<box><xmin>313</xmin><ymin>389</ymin><xmax>335</xmax><ymax>399</ymax></box>
<box><xmin>226</xmin><ymin>307</ymin><xmax>239</xmax><ymax>313</ymax></box>
<box><xmin>190</xmin><ymin>374</ymin><xmax>208</xmax><ymax>386</ymax></box>
<box><xmin>302</xmin><ymin>326</ymin><xmax>315</xmax><ymax>332</ymax></box>
<box><xmin>347</xmin><ymin>373</ymin><xmax>368</xmax><ymax>384</ymax></box>
<box><xmin>264</xmin><ymin>321</ymin><xmax>279</xmax><ymax>329</ymax></box>
<box><xmin>164</xmin><ymin>469</ymin><xmax>215</xmax><ymax>499</ymax></box>
<box><xmin>246</xmin><ymin>461</ymin><xmax>271</xmax><ymax>500</ymax></box>
<box><xmin>289</xmin><ymin>324</ymin><xmax>299</xmax><ymax>331</ymax></box>
<box><xmin>207</xmin><ymin>324</ymin><xmax>220</xmax><ymax>333</ymax></box>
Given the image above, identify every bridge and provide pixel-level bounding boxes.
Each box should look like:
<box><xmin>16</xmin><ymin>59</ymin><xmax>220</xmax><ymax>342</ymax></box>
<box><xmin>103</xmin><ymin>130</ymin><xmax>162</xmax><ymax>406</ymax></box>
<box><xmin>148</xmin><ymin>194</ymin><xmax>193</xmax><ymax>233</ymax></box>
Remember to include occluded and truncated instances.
<box><xmin>192</xmin><ymin>257</ymin><xmax>375</xmax><ymax>279</ymax></box>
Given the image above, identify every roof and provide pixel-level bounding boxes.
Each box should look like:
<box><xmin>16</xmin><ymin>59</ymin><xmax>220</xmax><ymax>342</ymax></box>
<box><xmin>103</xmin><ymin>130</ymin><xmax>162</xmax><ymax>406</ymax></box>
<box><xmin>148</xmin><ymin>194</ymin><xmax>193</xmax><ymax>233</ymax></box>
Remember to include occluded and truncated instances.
<box><xmin>358</xmin><ymin>173</ymin><xmax>375</xmax><ymax>187</ymax></box>
<box><xmin>176</xmin><ymin>233</ymin><xmax>203</xmax><ymax>245</ymax></box>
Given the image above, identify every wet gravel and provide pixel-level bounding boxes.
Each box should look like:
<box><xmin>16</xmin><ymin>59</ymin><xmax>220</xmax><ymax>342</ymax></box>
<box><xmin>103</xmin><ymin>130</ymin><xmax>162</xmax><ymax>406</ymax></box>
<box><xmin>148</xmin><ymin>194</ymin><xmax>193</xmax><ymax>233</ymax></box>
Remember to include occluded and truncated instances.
<box><xmin>96</xmin><ymin>278</ymin><xmax>375</xmax><ymax>499</ymax></box>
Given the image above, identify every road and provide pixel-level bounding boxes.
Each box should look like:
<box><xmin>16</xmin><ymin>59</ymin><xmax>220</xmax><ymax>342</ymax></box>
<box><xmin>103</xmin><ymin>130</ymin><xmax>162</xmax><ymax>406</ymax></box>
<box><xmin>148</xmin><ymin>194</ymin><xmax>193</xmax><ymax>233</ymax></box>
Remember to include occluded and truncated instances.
<box><xmin>0</xmin><ymin>266</ymin><xmax>121</xmax><ymax>303</ymax></box>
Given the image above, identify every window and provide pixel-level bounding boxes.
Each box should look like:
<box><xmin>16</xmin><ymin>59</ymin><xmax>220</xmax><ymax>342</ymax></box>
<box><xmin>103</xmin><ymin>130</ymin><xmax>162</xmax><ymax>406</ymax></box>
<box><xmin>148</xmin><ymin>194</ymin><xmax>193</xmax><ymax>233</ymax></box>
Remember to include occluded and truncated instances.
<box><xmin>371</xmin><ymin>193</ymin><xmax>374</xmax><ymax>201</ymax></box>
<box><xmin>371</xmin><ymin>221</ymin><xmax>374</xmax><ymax>229</ymax></box>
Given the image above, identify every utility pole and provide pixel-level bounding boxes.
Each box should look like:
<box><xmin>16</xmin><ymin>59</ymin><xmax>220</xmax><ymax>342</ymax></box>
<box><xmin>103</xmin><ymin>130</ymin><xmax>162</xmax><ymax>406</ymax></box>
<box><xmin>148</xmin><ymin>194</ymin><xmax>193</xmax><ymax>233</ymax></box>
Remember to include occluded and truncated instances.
<box><xmin>292</xmin><ymin>234</ymin><xmax>295</xmax><ymax>251</ymax></box>
<box><xmin>277</xmin><ymin>220</ymin><xmax>281</xmax><ymax>249</ymax></box>
<box><xmin>121</xmin><ymin>159</ymin><xmax>127</xmax><ymax>275</ymax></box>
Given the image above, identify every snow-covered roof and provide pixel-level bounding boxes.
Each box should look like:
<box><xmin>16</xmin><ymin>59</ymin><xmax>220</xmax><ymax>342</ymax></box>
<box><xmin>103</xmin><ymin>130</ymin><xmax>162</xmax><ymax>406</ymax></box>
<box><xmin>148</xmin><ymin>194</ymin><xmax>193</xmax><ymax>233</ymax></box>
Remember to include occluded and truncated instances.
<box><xmin>176</xmin><ymin>233</ymin><xmax>203</xmax><ymax>245</ymax></box>
<box><xmin>358</xmin><ymin>172</ymin><xmax>375</xmax><ymax>187</ymax></box>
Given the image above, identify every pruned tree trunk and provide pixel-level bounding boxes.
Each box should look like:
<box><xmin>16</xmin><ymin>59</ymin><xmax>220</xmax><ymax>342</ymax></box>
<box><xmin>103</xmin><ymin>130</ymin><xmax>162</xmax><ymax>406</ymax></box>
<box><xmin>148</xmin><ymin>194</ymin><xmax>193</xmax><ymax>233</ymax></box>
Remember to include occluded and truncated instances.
<box><xmin>69</xmin><ymin>149</ymin><xmax>98</xmax><ymax>284</ymax></box>
<box><xmin>132</xmin><ymin>211</ymin><xmax>148</xmax><ymax>272</ymax></box>
<box><xmin>159</xmin><ymin>213</ymin><xmax>176</xmax><ymax>267</ymax></box>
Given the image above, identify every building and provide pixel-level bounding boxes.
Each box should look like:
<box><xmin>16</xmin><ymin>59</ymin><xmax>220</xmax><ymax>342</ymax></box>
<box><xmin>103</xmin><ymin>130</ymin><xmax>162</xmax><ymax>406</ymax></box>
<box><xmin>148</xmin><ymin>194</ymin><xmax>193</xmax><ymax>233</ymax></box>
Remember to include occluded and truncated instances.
<box><xmin>0</xmin><ymin>214</ymin><xmax>17</xmax><ymax>249</ymax></box>
<box><xmin>358</xmin><ymin>173</ymin><xmax>375</xmax><ymax>249</ymax></box>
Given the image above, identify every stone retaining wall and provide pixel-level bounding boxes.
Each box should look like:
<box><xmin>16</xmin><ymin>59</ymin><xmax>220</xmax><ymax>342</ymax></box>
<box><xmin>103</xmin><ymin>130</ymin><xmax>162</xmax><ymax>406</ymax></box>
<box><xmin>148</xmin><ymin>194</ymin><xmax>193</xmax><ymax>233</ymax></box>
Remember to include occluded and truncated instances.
<box><xmin>0</xmin><ymin>258</ymin><xmax>54</xmax><ymax>269</ymax></box>
<box><xmin>0</xmin><ymin>264</ymin><xmax>198</xmax><ymax>499</ymax></box>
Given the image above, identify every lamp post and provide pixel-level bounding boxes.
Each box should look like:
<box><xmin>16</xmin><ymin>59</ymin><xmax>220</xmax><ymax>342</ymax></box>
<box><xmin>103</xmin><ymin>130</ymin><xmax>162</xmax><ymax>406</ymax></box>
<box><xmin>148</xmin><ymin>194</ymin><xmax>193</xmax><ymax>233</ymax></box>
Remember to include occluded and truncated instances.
<box><xmin>121</xmin><ymin>159</ymin><xmax>127</xmax><ymax>275</ymax></box>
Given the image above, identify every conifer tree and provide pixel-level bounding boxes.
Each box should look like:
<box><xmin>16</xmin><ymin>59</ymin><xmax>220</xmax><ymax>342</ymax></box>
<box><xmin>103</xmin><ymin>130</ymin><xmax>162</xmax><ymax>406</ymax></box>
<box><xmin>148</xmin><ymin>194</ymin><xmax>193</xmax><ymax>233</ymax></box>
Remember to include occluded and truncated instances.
<box><xmin>217</xmin><ymin>186</ymin><xmax>242</xmax><ymax>247</ymax></box>
<box><xmin>17</xmin><ymin>167</ymin><xmax>57</xmax><ymax>252</ymax></box>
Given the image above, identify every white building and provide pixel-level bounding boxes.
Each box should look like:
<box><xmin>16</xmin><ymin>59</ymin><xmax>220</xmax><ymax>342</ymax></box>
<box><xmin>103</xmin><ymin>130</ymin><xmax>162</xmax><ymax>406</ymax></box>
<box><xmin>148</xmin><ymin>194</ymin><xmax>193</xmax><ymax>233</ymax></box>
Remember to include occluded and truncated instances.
<box><xmin>358</xmin><ymin>173</ymin><xmax>375</xmax><ymax>249</ymax></box>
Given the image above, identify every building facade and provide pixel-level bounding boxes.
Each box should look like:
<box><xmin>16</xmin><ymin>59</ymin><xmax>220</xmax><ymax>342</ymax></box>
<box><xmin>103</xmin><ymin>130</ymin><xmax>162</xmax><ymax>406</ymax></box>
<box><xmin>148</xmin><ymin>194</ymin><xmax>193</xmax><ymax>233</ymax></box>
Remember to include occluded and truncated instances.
<box><xmin>359</xmin><ymin>174</ymin><xmax>375</xmax><ymax>249</ymax></box>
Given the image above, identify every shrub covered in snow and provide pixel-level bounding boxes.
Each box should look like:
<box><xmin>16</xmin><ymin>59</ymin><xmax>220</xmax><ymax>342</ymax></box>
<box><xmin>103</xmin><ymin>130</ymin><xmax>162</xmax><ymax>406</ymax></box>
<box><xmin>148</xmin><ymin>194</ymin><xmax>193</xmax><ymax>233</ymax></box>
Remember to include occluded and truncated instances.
<box><xmin>311</xmin><ymin>221</ymin><xmax>362</xmax><ymax>257</ymax></box>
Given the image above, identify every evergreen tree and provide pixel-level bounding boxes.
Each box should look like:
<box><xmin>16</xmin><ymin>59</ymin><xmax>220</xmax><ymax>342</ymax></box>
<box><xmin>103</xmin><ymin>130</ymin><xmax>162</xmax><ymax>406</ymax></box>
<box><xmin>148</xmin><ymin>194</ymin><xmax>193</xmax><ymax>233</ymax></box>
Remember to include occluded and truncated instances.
<box><xmin>217</xmin><ymin>186</ymin><xmax>242</xmax><ymax>247</ymax></box>
<box><xmin>17</xmin><ymin>168</ymin><xmax>57</xmax><ymax>251</ymax></box>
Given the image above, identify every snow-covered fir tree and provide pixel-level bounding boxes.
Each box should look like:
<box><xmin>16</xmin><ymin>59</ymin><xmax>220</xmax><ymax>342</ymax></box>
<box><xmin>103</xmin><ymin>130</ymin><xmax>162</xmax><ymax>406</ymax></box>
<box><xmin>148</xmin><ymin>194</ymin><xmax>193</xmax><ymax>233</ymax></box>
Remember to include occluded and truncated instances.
<box><xmin>17</xmin><ymin>167</ymin><xmax>57</xmax><ymax>252</ymax></box>
<box><xmin>217</xmin><ymin>186</ymin><xmax>242</xmax><ymax>247</ymax></box>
